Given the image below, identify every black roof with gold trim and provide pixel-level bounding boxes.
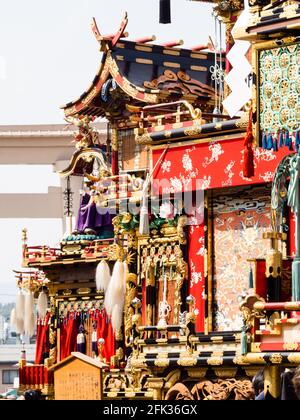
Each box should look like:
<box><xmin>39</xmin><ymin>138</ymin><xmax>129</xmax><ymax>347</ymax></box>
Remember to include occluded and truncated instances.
<box><xmin>237</xmin><ymin>1</ymin><xmax>300</xmax><ymax>40</ymax></box>
<box><xmin>61</xmin><ymin>14</ymin><xmax>223</xmax><ymax>121</ymax></box>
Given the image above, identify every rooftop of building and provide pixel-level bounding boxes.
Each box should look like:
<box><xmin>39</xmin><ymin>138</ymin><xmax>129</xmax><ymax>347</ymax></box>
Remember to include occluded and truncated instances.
<box><xmin>0</xmin><ymin>121</ymin><xmax>107</xmax><ymax>137</ymax></box>
<box><xmin>0</xmin><ymin>344</ymin><xmax>35</xmax><ymax>364</ymax></box>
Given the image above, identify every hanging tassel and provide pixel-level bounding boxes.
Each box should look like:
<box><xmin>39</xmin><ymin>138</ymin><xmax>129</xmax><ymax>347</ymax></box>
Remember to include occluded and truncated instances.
<box><xmin>139</xmin><ymin>174</ymin><xmax>150</xmax><ymax>236</ymax></box>
<box><xmin>266</xmin><ymin>133</ymin><xmax>273</xmax><ymax>150</ymax></box>
<box><xmin>103</xmin><ymin>278</ymin><xmax>113</xmax><ymax>316</ymax></box>
<box><xmin>248</xmin><ymin>266</ymin><xmax>254</xmax><ymax>289</ymax></box>
<box><xmin>295</xmin><ymin>131</ymin><xmax>300</xmax><ymax>152</ymax></box>
<box><xmin>292</xmin><ymin>259</ymin><xmax>300</xmax><ymax>302</ymax></box>
<box><xmin>92</xmin><ymin>328</ymin><xmax>97</xmax><ymax>354</ymax></box>
<box><xmin>95</xmin><ymin>259</ymin><xmax>111</xmax><ymax>291</ymax></box>
<box><xmin>273</xmin><ymin>136</ymin><xmax>278</xmax><ymax>152</ymax></box>
<box><xmin>16</xmin><ymin>289</ymin><xmax>25</xmax><ymax>335</ymax></box>
<box><xmin>37</xmin><ymin>290</ymin><xmax>48</xmax><ymax>319</ymax></box>
<box><xmin>24</xmin><ymin>291</ymin><xmax>35</xmax><ymax>337</ymax></box>
<box><xmin>159</xmin><ymin>0</ymin><xmax>171</xmax><ymax>24</ymax></box>
<box><xmin>105</xmin><ymin>260</ymin><xmax>127</xmax><ymax>333</ymax></box>
<box><xmin>243</xmin><ymin>109</ymin><xmax>255</xmax><ymax>178</ymax></box>
<box><xmin>29</xmin><ymin>312</ymin><xmax>36</xmax><ymax>338</ymax></box>
<box><xmin>241</xmin><ymin>330</ymin><xmax>248</xmax><ymax>355</ymax></box>
<box><xmin>111</xmin><ymin>304</ymin><xmax>124</xmax><ymax>333</ymax></box>
<box><xmin>279</xmin><ymin>131</ymin><xmax>284</xmax><ymax>148</ymax></box>
<box><xmin>104</xmin><ymin>260</ymin><xmax>125</xmax><ymax>316</ymax></box>
<box><xmin>123</xmin><ymin>261</ymin><xmax>128</xmax><ymax>291</ymax></box>
<box><xmin>285</xmin><ymin>131</ymin><xmax>290</xmax><ymax>147</ymax></box>
<box><xmin>262</xmin><ymin>132</ymin><xmax>267</xmax><ymax>149</ymax></box>
<box><xmin>10</xmin><ymin>307</ymin><xmax>16</xmax><ymax>330</ymax></box>
<box><xmin>76</xmin><ymin>325</ymin><xmax>86</xmax><ymax>353</ymax></box>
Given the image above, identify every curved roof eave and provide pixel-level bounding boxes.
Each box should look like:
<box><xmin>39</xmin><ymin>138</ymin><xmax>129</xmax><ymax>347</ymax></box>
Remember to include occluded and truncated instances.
<box><xmin>61</xmin><ymin>51</ymin><xmax>161</xmax><ymax>118</ymax></box>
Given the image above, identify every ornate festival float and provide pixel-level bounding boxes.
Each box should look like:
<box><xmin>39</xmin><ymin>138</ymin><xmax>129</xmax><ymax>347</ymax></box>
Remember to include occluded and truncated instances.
<box><xmin>11</xmin><ymin>0</ymin><xmax>300</xmax><ymax>400</ymax></box>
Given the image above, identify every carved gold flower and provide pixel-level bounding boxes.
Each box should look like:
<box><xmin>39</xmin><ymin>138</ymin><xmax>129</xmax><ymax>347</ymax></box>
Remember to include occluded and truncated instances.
<box><xmin>280</xmin><ymin>108</ymin><xmax>289</xmax><ymax>124</ymax></box>
<box><xmin>283</xmin><ymin>342</ymin><xmax>298</xmax><ymax>351</ymax></box>
<box><xmin>271</xmin><ymin>68</ymin><xmax>281</xmax><ymax>84</ymax></box>
<box><xmin>122</xmin><ymin>213</ymin><xmax>132</xmax><ymax>224</ymax></box>
<box><xmin>269</xmin><ymin>353</ymin><xmax>283</xmax><ymax>364</ymax></box>
<box><xmin>279</xmin><ymin>52</ymin><xmax>289</xmax><ymax>68</ymax></box>
<box><xmin>271</xmin><ymin>96</ymin><xmax>281</xmax><ymax>112</ymax></box>
<box><xmin>264</xmin><ymin>55</ymin><xmax>273</xmax><ymax>70</ymax></box>
<box><xmin>288</xmin><ymin>65</ymin><xmax>297</xmax><ymax>80</ymax></box>
<box><xmin>296</xmin><ymin>105</ymin><xmax>300</xmax><ymax>120</ymax></box>
<box><xmin>264</xmin><ymin>110</ymin><xmax>273</xmax><ymax>126</ymax></box>
<box><xmin>280</xmin><ymin>80</ymin><xmax>289</xmax><ymax>95</ymax></box>
<box><xmin>287</xmin><ymin>94</ymin><xmax>297</xmax><ymax>109</ymax></box>
<box><xmin>264</xmin><ymin>84</ymin><xmax>273</xmax><ymax>99</ymax></box>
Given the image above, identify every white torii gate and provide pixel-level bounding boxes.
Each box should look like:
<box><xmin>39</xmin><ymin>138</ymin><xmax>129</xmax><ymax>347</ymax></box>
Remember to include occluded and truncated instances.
<box><xmin>0</xmin><ymin>122</ymin><xmax>107</xmax><ymax>227</ymax></box>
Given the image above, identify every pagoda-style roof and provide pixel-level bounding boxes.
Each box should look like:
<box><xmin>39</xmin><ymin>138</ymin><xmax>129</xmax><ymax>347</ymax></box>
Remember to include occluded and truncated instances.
<box><xmin>61</xmin><ymin>14</ymin><xmax>222</xmax><ymax>124</ymax></box>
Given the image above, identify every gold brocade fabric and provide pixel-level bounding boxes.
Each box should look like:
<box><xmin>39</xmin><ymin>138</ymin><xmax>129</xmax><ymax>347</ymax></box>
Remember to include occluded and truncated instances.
<box><xmin>259</xmin><ymin>43</ymin><xmax>300</xmax><ymax>134</ymax></box>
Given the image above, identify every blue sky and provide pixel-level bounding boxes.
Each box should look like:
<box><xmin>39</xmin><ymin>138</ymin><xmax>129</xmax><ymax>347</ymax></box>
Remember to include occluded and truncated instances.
<box><xmin>0</xmin><ymin>0</ymin><xmax>214</xmax><ymax>125</ymax></box>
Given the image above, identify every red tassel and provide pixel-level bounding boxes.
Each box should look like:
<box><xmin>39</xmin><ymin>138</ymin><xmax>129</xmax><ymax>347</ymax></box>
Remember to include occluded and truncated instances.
<box><xmin>243</xmin><ymin>109</ymin><xmax>255</xmax><ymax>178</ymax></box>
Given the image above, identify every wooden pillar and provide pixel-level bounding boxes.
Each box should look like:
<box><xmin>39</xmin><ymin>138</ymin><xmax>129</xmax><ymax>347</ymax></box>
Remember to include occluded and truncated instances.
<box><xmin>264</xmin><ymin>366</ymin><xmax>281</xmax><ymax>399</ymax></box>
<box><xmin>147</xmin><ymin>378</ymin><xmax>165</xmax><ymax>400</ymax></box>
<box><xmin>48</xmin><ymin>292</ymin><xmax>58</xmax><ymax>365</ymax></box>
<box><xmin>225</xmin><ymin>18</ymin><xmax>235</xmax><ymax>75</ymax></box>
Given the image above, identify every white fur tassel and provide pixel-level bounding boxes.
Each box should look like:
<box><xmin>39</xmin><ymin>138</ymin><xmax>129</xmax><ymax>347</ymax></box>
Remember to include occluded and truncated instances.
<box><xmin>123</xmin><ymin>261</ymin><xmax>128</xmax><ymax>292</ymax></box>
<box><xmin>104</xmin><ymin>261</ymin><xmax>124</xmax><ymax>316</ymax></box>
<box><xmin>104</xmin><ymin>279</ymin><xmax>113</xmax><ymax>316</ymax></box>
<box><xmin>24</xmin><ymin>291</ymin><xmax>35</xmax><ymax>337</ymax></box>
<box><xmin>16</xmin><ymin>289</ymin><xmax>25</xmax><ymax>335</ymax></box>
<box><xmin>27</xmin><ymin>312</ymin><xmax>36</xmax><ymax>338</ymax></box>
<box><xmin>111</xmin><ymin>304</ymin><xmax>124</xmax><ymax>333</ymax></box>
<box><xmin>37</xmin><ymin>291</ymin><xmax>48</xmax><ymax>319</ymax></box>
<box><xmin>10</xmin><ymin>308</ymin><xmax>16</xmax><ymax>329</ymax></box>
<box><xmin>105</xmin><ymin>260</ymin><xmax>127</xmax><ymax>333</ymax></box>
<box><xmin>96</xmin><ymin>260</ymin><xmax>111</xmax><ymax>292</ymax></box>
<box><xmin>139</xmin><ymin>174</ymin><xmax>150</xmax><ymax>235</ymax></box>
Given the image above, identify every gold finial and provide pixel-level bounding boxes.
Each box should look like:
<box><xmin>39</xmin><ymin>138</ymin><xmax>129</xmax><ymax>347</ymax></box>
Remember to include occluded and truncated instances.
<box><xmin>22</xmin><ymin>228</ymin><xmax>27</xmax><ymax>243</ymax></box>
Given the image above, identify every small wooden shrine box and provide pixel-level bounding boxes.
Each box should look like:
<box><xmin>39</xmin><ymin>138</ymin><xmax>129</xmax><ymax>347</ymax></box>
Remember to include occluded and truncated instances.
<box><xmin>49</xmin><ymin>352</ymin><xmax>107</xmax><ymax>400</ymax></box>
